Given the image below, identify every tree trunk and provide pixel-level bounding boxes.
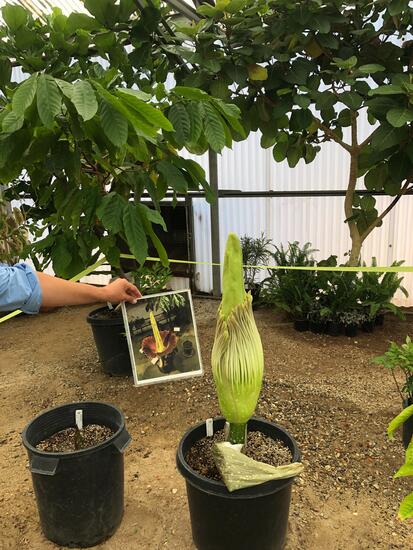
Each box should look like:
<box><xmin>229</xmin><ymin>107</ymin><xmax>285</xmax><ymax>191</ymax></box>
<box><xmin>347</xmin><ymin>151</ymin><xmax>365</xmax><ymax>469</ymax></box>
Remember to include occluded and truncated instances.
<box><xmin>345</xmin><ymin>114</ymin><xmax>362</xmax><ymax>266</ymax></box>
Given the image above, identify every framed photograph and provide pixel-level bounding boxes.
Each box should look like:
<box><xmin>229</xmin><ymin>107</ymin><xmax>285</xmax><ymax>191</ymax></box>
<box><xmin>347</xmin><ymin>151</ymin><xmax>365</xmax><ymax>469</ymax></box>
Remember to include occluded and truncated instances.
<box><xmin>121</xmin><ymin>289</ymin><xmax>203</xmax><ymax>386</ymax></box>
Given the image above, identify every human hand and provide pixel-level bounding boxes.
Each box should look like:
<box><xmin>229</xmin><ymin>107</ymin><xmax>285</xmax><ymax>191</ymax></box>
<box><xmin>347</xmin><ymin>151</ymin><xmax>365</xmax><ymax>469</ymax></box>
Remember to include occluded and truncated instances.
<box><xmin>102</xmin><ymin>278</ymin><xmax>141</xmax><ymax>304</ymax></box>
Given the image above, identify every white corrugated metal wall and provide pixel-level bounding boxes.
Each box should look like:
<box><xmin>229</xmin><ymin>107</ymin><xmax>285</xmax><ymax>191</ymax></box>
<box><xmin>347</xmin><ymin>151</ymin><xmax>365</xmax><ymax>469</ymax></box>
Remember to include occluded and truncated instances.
<box><xmin>186</xmin><ymin>123</ymin><xmax>413</xmax><ymax>306</ymax></box>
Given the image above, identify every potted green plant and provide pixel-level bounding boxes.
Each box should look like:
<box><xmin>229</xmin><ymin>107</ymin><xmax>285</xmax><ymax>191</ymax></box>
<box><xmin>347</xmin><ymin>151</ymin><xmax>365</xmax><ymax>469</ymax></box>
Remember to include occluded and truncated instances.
<box><xmin>176</xmin><ymin>234</ymin><xmax>302</xmax><ymax>550</ymax></box>
<box><xmin>22</xmin><ymin>401</ymin><xmax>131</xmax><ymax>548</ymax></box>
<box><xmin>374</xmin><ymin>337</ymin><xmax>413</xmax><ymax>449</ymax></box>
<box><xmin>240</xmin><ymin>233</ymin><xmax>272</xmax><ymax>308</ymax></box>
<box><xmin>360</xmin><ymin>259</ymin><xmax>408</xmax><ymax>327</ymax></box>
<box><xmin>87</xmin><ymin>264</ymin><xmax>172</xmax><ymax>376</ymax></box>
<box><xmin>387</xmin><ymin>404</ymin><xmax>413</xmax><ymax>521</ymax></box>
<box><xmin>262</xmin><ymin>242</ymin><xmax>317</xmax><ymax>331</ymax></box>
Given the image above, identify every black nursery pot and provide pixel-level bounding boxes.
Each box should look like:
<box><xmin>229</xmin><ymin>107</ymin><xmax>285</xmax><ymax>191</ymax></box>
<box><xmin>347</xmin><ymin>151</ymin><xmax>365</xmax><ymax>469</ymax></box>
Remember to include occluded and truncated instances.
<box><xmin>362</xmin><ymin>320</ymin><xmax>375</xmax><ymax>333</ymax></box>
<box><xmin>402</xmin><ymin>398</ymin><xmax>413</xmax><ymax>449</ymax></box>
<box><xmin>293</xmin><ymin>319</ymin><xmax>309</xmax><ymax>332</ymax></box>
<box><xmin>177</xmin><ymin>417</ymin><xmax>300</xmax><ymax>550</ymax></box>
<box><xmin>309</xmin><ymin>320</ymin><xmax>327</xmax><ymax>334</ymax></box>
<box><xmin>327</xmin><ymin>321</ymin><xmax>343</xmax><ymax>337</ymax></box>
<box><xmin>87</xmin><ymin>306</ymin><xmax>132</xmax><ymax>376</ymax></box>
<box><xmin>375</xmin><ymin>314</ymin><xmax>385</xmax><ymax>327</ymax></box>
<box><xmin>344</xmin><ymin>324</ymin><xmax>358</xmax><ymax>337</ymax></box>
<box><xmin>22</xmin><ymin>401</ymin><xmax>131</xmax><ymax>548</ymax></box>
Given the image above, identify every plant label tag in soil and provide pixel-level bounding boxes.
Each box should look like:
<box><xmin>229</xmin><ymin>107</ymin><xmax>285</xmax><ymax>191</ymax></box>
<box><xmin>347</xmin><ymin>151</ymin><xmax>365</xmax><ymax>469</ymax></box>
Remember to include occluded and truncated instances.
<box><xmin>121</xmin><ymin>289</ymin><xmax>203</xmax><ymax>387</ymax></box>
<box><xmin>75</xmin><ymin>409</ymin><xmax>83</xmax><ymax>431</ymax></box>
<box><xmin>206</xmin><ymin>418</ymin><xmax>213</xmax><ymax>437</ymax></box>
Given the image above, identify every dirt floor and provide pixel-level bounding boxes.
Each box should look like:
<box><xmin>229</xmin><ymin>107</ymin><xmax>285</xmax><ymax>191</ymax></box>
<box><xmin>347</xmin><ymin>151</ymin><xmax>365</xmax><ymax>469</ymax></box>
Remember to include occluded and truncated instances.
<box><xmin>1</xmin><ymin>300</ymin><xmax>413</xmax><ymax>550</ymax></box>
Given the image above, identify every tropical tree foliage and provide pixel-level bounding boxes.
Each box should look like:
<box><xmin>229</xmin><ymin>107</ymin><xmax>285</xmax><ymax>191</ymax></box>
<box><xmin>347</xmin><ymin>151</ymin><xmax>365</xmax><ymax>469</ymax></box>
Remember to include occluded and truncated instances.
<box><xmin>1</xmin><ymin>0</ymin><xmax>413</xmax><ymax>274</ymax></box>
<box><xmin>0</xmin><ymin>1</ymin><xmax>242</xmax><ymax>276</ymax></box>
<box><xmin>169</xmin><ymin>0</ymin><xmax>413</xmax><ymax>264</ymax></box>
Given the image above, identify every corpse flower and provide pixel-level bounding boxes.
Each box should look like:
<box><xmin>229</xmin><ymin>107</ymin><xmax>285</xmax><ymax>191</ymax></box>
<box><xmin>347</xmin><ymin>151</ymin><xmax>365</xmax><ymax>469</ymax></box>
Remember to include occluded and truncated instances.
<box><xmin>141</xmin><ymin>311</ymin><xmax>178</xmax><ymax>360</ymax></box>
<box><xmin>211</xmin><ymin>233</ymin><xmax>264</xmax><ymax>445</ymax></box>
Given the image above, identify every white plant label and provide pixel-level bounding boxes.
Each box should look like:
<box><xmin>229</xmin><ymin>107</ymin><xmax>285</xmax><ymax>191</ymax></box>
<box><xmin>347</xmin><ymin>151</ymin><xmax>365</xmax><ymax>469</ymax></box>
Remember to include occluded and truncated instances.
<box><xmin>75</xmin><ymin>409</ymin><xmax>83</xmax><ymax>431</ymax></box>
<box><xmin>206</xmin><ymin>418</ymin><xmax>213</xmax><ymax>437</ymax></box>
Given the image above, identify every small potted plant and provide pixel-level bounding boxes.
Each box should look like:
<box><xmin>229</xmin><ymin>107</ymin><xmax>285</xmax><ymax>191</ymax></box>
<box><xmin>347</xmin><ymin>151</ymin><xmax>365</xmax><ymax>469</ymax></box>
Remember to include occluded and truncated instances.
<box><xmin>87</xmin><ymin>264</ymin><xmax>172</xmax><ymax>376</ymax></box>
<box><xmin>339</xmin><ymin>310</ymin><xmax>366</xmax><ymax>337</ymax></box>
<box><xmin>387</xmin><ymin>404</ymin><xmax>413</xmax><ymax>521</ymax></box>
<box><xmin>176</xmin><ymin>234</ymin><xmax>302</xmax><ymax>550</ymax></box>
<box><xmin>240</xmin><ymin>233</ymin><xmax>272</xmax><ymax>308</ymax></box>
<box><xmin>22</xmin><ymin>401</ymin><xmax>131</xmax><ymax>547</ymax></box>
<box><xmin>374</xmin><ymin>336</ymin><xmax>413</xmax><ymax>448</ymax></box>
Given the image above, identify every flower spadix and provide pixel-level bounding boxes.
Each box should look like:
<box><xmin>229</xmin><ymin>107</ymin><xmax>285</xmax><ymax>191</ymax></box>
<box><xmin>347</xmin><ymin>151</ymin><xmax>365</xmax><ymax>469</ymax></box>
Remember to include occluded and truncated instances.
<box><xmin>211</xmin><ymin>233</ymin><xmax>264</xmax><ymax>443</ymax></box>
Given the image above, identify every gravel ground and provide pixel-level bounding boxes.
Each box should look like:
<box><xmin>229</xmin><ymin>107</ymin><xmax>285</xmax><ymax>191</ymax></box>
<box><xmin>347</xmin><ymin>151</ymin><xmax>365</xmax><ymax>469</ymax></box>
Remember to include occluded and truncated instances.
<box><xmin>0</xmin><ymin>299</ymin><xmax>412</xmax><ymax>549</ymax></box>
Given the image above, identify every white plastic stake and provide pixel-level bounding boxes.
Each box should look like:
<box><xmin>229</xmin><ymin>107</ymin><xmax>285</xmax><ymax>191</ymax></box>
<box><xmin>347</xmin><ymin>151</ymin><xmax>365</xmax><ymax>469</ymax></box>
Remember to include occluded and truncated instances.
<box><xmin>206</xmin><ymin>418</ymin><xmax>213</xmax><ymax>437</ymax></box>
<box><xmin>224</xmin><ymin>421</ymin><xmax>230</xmax><ymax>440</ymax></box>
<box><xmin>75</xmin><ymin>410</ymin><xmax>83</xmax><ymax>431</ymax></box>
<box><xmin>107</xmin><ymin>302</ymin><xmax>113</xmax><ymax>310</ymax></box>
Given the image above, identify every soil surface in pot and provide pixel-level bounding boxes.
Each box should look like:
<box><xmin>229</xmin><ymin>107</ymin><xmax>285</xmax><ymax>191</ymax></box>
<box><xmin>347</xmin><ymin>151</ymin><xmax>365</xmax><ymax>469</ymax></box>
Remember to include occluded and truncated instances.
<box><xmin>185</xmin><ymin>430</ymin><xmax>292</xmax><ymax>481</ymax></box>
<box><xmin>89</xmin><ymin>308</ymin><xmax>122</xmax><ymax>320</ymax></box>
<box><xmin>36</xmin><ymin>424</ymin><xmax>115</xmax><ymax>452</ymax></box>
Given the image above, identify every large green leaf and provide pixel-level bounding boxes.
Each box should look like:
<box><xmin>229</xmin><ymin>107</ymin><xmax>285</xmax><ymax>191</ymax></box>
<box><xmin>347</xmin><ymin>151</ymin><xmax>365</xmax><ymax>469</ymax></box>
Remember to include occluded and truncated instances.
<box><xmin>2</xmin><ymin>111</ymin><xmax>24</xmax><ymax>133</ymax></box>
<box><xmin>96</xmin><ymin>192</ymin><xmax>125</xmax><ymax>233</ymax></box>
<box><xmin>339</xmin><ymin>91</ymin><xmax>363</xmax><ymax>111</ymax></box>
<box><xmin>187</xmin><ymin>101</ymin><xmax>204</xmax><ymax>143</ymax></box>
<box><xmin>83</xmin><ymin>0</ymin><xmax>116</xmax><ymax>26</ymax></box>
<box><xmin>203</xmin><ymin>103</ymin><xmax>226</xmax><ymax>152</ymax></box>
<box><xmin>139</xmin><ymin>203</ymin><xmax>167</xmax><ymax>231</ymax></box>
<box><xmin>12</xmin><ymin>74</ymin><xmax>38</xmax><ymax>116</ymax></box>
<box><xmin>100</xmin><ymin>99</ymin><xmax>128</xmax><ymax>147</ymax></box>
<box><xmin>368</xmin><ymin>85</ymin><xmax>404</xmax><ymax>96</ymax></box>
<box><xmin>386</xmin><ymin>108</ymin><xmax>413</xmax><ymax>128</ymax></box>
<box><xmin>168</xmin><ymin>103</ymin><xmax>191</xmax><ymax>145</ymax></box>
<box><xmin>371</xmin><ymin>123</ymin><xmax>406</xmax><ymax>152</ymax></box>
<box><xmin>399</xmin><ymin>492</ymin><xmax>413</xmax><ymax>521</ymax></box>
<box><xmin>358</xmin><ymin>64</ymin><xmax>385</xmax><ymax>74</ymax></box>
<box><xmin>157</xmin><ymin>160</ymin><xmax>188</xmax><ymax>193</ymax></box>
<box><xmin>138</xmin><ymin>204</ymin><xmax>168</xmax><ymax>266</ymax></box>
<box><xmin>388</xmin><ymin>404</ymin><xmax>413</xmax><ymax>439</ymax></box>
<box><xmin>37</xmin><ymin>74</ymin><xmax>62</xmax><ymax>128</ymax></box>
<box><xmin>0</xmin><ymin>59</ymin><xmax>12</xmax><ymax>88</ymax></box>
<box><xmin>65</xmin><ymin>13</ymin><xmax>100</xmax><ymax>34</ymax></box>
<box><xmin>2</xmin><ymin>4</ymin><xmax>27</xmax><ymax>31</ymax></box>
<box><xmin>71</xmin><ymin>80</ymin><xmax>98</xmax><ymax>121</ymax></box>
<box><xmin>173</xmin><ymin>86</ymin><xmax>209</xmax><ymax>101</ymax></box>
<box><xmin>116</xmin><ymin>89</ymin><xmax>173</xmax><ymax>131</ymax></box>
<box><xmin>123</xmin><ymin>202</ymin><xmax>147</xmax><ymax>264</ymax></box>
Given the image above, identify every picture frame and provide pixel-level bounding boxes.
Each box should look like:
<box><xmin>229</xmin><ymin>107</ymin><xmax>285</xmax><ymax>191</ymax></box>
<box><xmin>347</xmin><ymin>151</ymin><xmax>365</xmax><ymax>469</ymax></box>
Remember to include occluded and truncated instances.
<box><xmin>121</xmin><ymin>289</ymin><xmax>203</xmax><ymax>387</ymax></box>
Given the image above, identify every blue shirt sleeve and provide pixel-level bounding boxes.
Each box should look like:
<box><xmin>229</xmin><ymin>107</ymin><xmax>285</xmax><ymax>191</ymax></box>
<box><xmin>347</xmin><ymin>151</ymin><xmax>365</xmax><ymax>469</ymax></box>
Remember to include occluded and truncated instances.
<box><xmin>0</xmin><ymin>263</ymin><xmax>42</xmax><ymax>314</ymax></box>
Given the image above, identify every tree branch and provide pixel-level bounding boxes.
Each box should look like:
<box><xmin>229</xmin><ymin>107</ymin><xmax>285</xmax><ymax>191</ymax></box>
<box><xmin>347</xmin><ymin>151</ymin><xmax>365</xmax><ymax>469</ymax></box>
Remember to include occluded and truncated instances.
<box><xmin>312</xmin><ymin>117</ymin><xmax>353</xmax><ymax>153</ymax></box>
<box><xmin>361</xmin><ymin>180</ymin><xmax>413</xmax><ymax>241</ymax></box>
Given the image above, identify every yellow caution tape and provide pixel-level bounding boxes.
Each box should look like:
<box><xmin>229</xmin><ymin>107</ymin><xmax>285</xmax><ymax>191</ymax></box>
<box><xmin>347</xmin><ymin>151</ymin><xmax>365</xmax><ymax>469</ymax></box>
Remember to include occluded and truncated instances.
<box><xmin>1</xmin><ymin>254</ymin><xmax>412</xmax><ymax>325</ymax></box>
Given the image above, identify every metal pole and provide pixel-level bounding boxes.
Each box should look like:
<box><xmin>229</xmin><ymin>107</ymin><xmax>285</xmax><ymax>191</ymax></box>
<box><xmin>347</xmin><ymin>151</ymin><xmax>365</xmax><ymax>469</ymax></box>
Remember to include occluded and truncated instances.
<box><xmin>208</xmin><ymin>149</ymin><xmax>221</xmax><ymax>297</ymax></box>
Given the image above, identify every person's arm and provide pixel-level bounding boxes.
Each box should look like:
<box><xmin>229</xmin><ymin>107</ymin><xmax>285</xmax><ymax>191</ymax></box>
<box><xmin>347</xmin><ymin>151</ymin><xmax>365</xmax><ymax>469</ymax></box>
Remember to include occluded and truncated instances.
<box><xmin>36</xmin><ymin>272</ymin><xmax>141</xmax><ymax>308</ymax></box>
<box><xmin>0</xmin><ymin>263</ymin><xmax>41</xmax><ymax>314</ymax></box>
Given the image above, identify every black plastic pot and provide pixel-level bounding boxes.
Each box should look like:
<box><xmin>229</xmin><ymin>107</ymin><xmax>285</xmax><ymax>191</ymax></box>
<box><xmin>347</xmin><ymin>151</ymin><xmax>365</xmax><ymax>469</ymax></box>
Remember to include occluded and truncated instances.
<box><xmin>344</xmin><ymin>324</ymin><xmax>358</xmax><ymax>337</ymax></box>
<box><xmin>327</xmin><ymin>321</ymin><xmax>343</xmax><ymax>337</ymax></box>
<box><xmin>402</xmin><ymin>398</ymin><xmax>413</xmax><ymax>449</ymax></box>
<box><xmin>375</xmin><ymin>314</ymin><xmax>385</xmax><ymax>327</ymax></box>
<box><xmin>177</xmin><ymin>417</ymin><xmax>300</xmax><ymax>550</ymax></box>
<box><xmin>362</xmin><ymin>320</ymin><xmax>375</xmax><ymax>333</ymax></box>
<box><xmin>87</xmin><ymin>306</ymin><xmax>132</xmax><ymax>376</ymax></box>
<box><xmin>22</xmin><ymin>401</ymin><xmax>131</xmax><ymax>548</ymax></box>
<box><xmin>309</xmin><ymin>320</ymin><xmax>327</xmax><ymax>334</ymax></box>
<box><xmin>293</xmin><ymin>319</ymin><xmax>309</xmax><ymax>332</ymax></box>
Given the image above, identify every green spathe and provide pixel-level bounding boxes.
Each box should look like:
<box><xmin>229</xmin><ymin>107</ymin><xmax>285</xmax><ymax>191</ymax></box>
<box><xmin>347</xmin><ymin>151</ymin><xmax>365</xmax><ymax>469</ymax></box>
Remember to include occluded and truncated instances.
<box><xmin>221</xmin><ymin>233</ymin><xmax>246</xmax><ymax>320</ymax></box>
<box><xmin>212</xmin><ymin>233</ymin><xmax>264</xmax><ymax>440</ymax></box>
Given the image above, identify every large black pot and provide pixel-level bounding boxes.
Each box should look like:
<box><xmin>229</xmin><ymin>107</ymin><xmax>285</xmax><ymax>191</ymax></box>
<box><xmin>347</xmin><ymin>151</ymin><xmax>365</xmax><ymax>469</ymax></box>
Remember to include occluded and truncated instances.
<box><xmin>87</xmin><ymin>306</ymin><xmax>132</xmax><ymax>376</ymax></box>
<box><xmin>327</xmin><ymin>321</ymin><xmax>343</xmax><ymax>337</ymax></box>
<box><xmin>177</xmin><ymin>417</ymin><xmax>300</xmax><ymax>550</ymax></box>
<box><xmin>22</xmin><ymin>401</ymin><xmax>131</xmax><ymax>548</ymax></box>
<box><xmin>402</xmin><ymin>398</ymin><xmax>413</xmax><ymax>449</ymax></box>
<box><xmin>294</xmin><ymin>319</ymin><xmax>309</xmax><ymax>332</ymax></box>
<box><xmin>344</xmin><ymin>324</ymin><xmax>358</xmax><ymax>337</ymax></box>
